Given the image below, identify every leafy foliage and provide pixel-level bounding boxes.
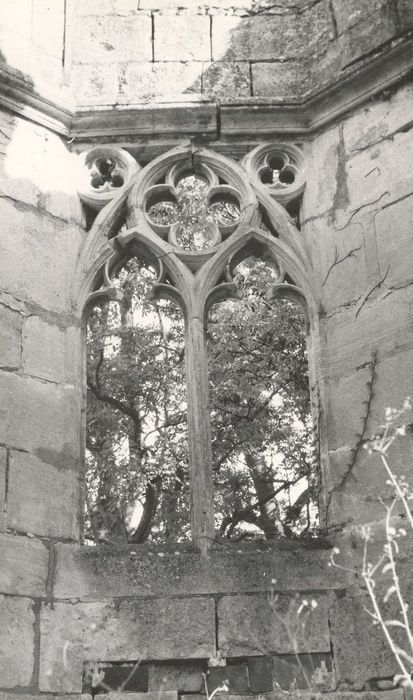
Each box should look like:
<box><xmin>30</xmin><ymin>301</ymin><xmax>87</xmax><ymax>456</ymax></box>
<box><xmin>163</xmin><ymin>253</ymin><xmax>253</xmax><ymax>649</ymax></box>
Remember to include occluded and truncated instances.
<box><xmin>85</xmin><ymin>176</ymin><xmax>317</xmax><ymax>544</ymax></box>
<box><xmin>86</xmin><ymin>254</ymin><xmax>317</xmax><ymax>544</ymax></box>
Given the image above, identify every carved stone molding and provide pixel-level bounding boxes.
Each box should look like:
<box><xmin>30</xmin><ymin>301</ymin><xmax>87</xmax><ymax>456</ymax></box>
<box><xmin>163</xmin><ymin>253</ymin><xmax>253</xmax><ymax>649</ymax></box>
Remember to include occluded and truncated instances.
<box><xmin>0</xmin><ymin>36</ymin><xmax>412</xmax><ymax>141</ymax></box>
<box><xmin>78</xmin><ymin>146</ymin><xmax>140</xmax><ymax>210</ymax></box>
<box><xmin>242</xmin><ymin>143</ymin><xmax>305</xmax><ymax>205</ymax></box>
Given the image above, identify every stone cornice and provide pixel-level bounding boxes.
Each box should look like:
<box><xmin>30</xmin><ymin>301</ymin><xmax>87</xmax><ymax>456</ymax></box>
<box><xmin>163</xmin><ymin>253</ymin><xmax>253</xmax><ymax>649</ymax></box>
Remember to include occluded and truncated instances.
<box><xmin>1</xmin><ymin>37</ymin><xmax>412</xmax><ymax>142</ymax></box>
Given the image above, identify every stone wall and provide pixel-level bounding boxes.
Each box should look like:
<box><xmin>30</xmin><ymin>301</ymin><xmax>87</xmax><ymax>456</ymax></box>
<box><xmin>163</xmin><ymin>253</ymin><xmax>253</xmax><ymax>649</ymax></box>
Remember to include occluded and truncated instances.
<box><xmin>1</xmin><ymin>3</ymin><xmax>413</xmax><ymax>699</ymax></box>
<box><xmin>302</xmin><ymin>80</ymin><xmax>413</xmax><ymax>526</ymax></box>
<box><xmin>1</xmin><ymin>0</ymin><xmax>413</xmax><ymax>106</ymax></box>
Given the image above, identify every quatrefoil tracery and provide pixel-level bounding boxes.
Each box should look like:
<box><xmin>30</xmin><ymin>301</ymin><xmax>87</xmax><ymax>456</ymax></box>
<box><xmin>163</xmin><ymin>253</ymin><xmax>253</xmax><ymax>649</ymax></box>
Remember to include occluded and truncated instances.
<box><xmin>144</xmin><ymin>165</ymin><xmax>242</xmax><ymax>252</ymax></box>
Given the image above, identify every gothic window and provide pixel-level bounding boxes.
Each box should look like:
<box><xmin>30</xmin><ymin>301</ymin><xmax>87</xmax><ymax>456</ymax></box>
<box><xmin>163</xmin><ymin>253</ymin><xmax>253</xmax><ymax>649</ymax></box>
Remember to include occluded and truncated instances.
<box><xmin>78</xmin><ymin>143</ymin><xmax>317</xmax><ymax>551</ymax></box>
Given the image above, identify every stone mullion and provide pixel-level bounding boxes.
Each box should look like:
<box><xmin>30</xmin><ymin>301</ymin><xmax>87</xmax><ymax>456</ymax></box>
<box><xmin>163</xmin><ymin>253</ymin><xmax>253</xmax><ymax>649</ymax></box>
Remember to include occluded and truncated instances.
<box><xmin>184</xmin><ymin>297</ymin><xmax>215</xmax><ymax>554</ymax></box>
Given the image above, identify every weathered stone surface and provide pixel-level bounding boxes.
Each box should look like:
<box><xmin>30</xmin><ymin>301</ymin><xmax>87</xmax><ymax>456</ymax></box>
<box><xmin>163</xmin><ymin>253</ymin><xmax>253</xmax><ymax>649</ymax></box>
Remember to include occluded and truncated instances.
<box><xmin>345</xmin><ymin>130</ymin><xmax>413</xmax><ymax>215</ymax></box>
<box><xmin>70</xmin><ymin>0</ymin><xmax>139</xmax><ymax>13</ymax></box>
<box><xmin>247</xmin><ymin>656</ymin><xmax>273</xmax><ymax>693</ymax></box>
<box><xmin>0</xmin><ymin>370</ymin><xmax>80</xmax><ymax>455</ymax></box>
<box><xmin>324</xmin><ymin>364</ymin><xmax>375</xmax><ymax>451</ymax></box>
<box><xmin>272</xmin><ymin>652</ymin><xmax>335</xmax><ymax>691</ymax></box>
<box><xmin>306</xmin><ymin>217</ymin><xmax>366</xmax><ymax>312</ymax></box>
<box><xmin>118</xmin><ymin>62</ymin><xmax>202</xmax><ymax>103</ymax></box>
<box><xmin>83</xmin><ymin>660</ymin><xmax>148</xmax><ymax>693</ymax></box>
<box><xmin>70</xmin><ymin>62</ymin><xmax>119</xmax><ymax>105</ymax></box>
<box><xmin>102</xmin><ymin>695</ymin><xmax>177</xmax><ymax>700</ymax></box>
<box><xmin>332</xmin><ymin>0</ymin><xmax>391</xmax><ymax>34</ymax></box>
<box><xmin>0</xmin><ymin>303</ymin><xmax>22</xmax><ymax>369</ymax></box>
<box><xmin>147</xmin><ymin>661</ymin><xmax>205</xmax><ymax>693</ymax></box>
<box><xmin>206</xmin><ymin>664</ymin><xmax>249</xmax><ymax>695</ymax></box>
<box><xmin>320</xmin><ymin>285</ymin><xmax>413</xmax><ymax>378</ymax></box>
<box><xmin>326</xmin><ymin>440</ymin><xmax>413</xmax><ymax>526</ymax></box>
<box><xmin>398</xmin><ymin>0</ymin><xmax>413</xmax><ymax>27</ymax></box>
<box><xmin>343</xmin><ymin>82</ymin><xmax>413</xmax><ymax>154</ymax></box>
<box><xmin>202</xmin><ymin>62</ymin><xmax>250</xmax><ymax>101</ymax></box>
<box><xmin>154</xmin><ymin>15</ymin><xmax>210</xmax><ymax>61</ymax></box>
<box><xmin>0</xmin><ymin>532</ymin><xmax>48</xmax><ymax>596</ymax></box>
<box><xmin>40</xmin><ymin>598</ymin><xmax>216</xmax><ymax>692</ymax></box>
<box><xmin>330</xmin><ymin>590</ymin><xmax>404</xmax><ymax>684</ymax></box>
<box><xmin>0</xmin><ymin>199</ymin><xmax>81</xmax><ymax>311</ymax></box>
<box><xmin>53</xmin><ymin>542</ymin><xmax>350</xmax><ymax>600</ymax></box>
<box><xmin>70</xmin><ymin>15</ymin><xmax>152</xmax><ymax>63</ymax></box>
<box><xmin>252</xmin><ymin>61</ymin><xmax>304</xmax><ymax>100</ymax></box>
<box><xmin>335</xmin><ymin>7</ymin><xmax>397</xmax><ymax>69</ymax></box>
<box><xmin>0</xmin><ymin>696</ymin><xmax>91</xmax><ymax>700</ymax></box>
<box><xmin>0</xmin><ymin>596</ymin><xmax>34</xmax><ymax>687</ymax></box>
<box><xmin>22</xmin><ymin>316</ymin><xmax>81</xmax><ymax>384</ymax></box>
<box><xmin>32</xmin><ymin>0</ymin><xmax>65</xmax><ymax>59</ymax></box>
<box><xmin>0</xmin><ymin>447</ymin><xmax>5</xmax><ymax>532</ymax></box>
<box><xmin>212</xmin><ymin>4</ymin><xmax>333</xmax><ymax>61</ymax></box>
<box><xmin>0</xmin><ymin>0</ymin><xmax>33</xmax><ymax>38</ymax></box>
<box><xmin>302</xmin><ymin>126</ymin><xmax>340</xmax><ymax>220</ymax></box>
<box><xmin>183</xmin><ymin>693</ymin><xmax>404</xmax><ymax>700</ymax></box>
<box><xmin>374</xmin><ymin>194</ymin><xmax>413</xmax><ymax>287</ymax></box>
<box><xmin>7</xmin><ymin>451</ymin><xmax>79</xmax><ymax>539</ymax></box>
<box><xmin>0</xmin><ymin>116</ymin><xmax>82</xmax><ymax>223</ymax></box>
<box><xmin>218</xmin><ymin>593</ymin><xmax>331</xmax><ymax>656</ymax></box>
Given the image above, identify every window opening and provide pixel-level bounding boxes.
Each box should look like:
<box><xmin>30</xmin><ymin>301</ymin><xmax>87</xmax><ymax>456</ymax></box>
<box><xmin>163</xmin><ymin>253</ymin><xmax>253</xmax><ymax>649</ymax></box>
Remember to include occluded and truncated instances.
<box><xmin>85</xmin><ymin>257</ymin><xmax>189</xmax><ymax>544</ymax></box>
<box><xmin>207</xmin><ymin>256</ymin><xmax>318</xmax><ymax>540</ymax></box>
<box><xmin>79</xmin><ymin>144</ymin><xmax>313</xmax><ymax>550</ymax></box>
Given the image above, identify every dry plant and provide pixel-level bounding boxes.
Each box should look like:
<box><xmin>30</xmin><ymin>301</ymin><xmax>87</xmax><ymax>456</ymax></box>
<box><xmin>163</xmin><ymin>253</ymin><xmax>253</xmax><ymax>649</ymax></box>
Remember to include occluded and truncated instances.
<box><xmin>331</xmin><ymin>399</ymin><xmax>413</xmax><ymax>689</ymax></box>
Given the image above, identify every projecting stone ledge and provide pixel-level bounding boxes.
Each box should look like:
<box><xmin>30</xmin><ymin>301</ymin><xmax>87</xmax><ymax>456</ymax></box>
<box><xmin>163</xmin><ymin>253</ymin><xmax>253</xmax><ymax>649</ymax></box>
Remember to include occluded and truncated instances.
<box><xmin>53</xmin><ymin>540</ymin><xmax>352</xmax><ymax>599</ymax></box>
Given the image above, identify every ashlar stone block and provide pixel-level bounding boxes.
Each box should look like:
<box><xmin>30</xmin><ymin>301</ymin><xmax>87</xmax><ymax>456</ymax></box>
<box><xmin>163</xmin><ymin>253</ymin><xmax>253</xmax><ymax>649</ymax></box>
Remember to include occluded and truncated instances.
<box><xmin>305</xmin><ymin>217</ymin><xmax>366</xmax><ymax>312</ymax></box>
<box><xmin>330</xmin><ymin>590</ymin><xmax>406</xmax><ymax>685</ymax></box>
<box><xmin>7</xmin><ymin>451</ymin><xmax>79</xmax><ymax>539</ymax></box>
<box><xmin>343</xmin><ymin>82</ymin><xmax>413</xmax><ymax>154</ymax></box>
<box><xmin>319</xmin><ymin>284</ymin><xmax>413</xmax><ymax>378</ymax></box>
<box><xmin>374</xmin><ymin>193</ymin><xmax>413</xmax><ymax>287</ymax></box>
<box><xmin>0</xmin><ymin>596</ymin><xmax>35</xmax><ymax>687</ymax></box>
<box><xmin>218</xmin><ymin>593</ymin><xmax>331</xmax><ymax>657</ymax></box>
<box><xmin>0</xmin><ymin>532</ymin><xmax>48</xmax><ymax>596</ymax></box>
<box><xmin>118</xmin><ymin>62</ymin><xmax>202</xmax><ymax>104</ymax></box>
<box><xmin>202</xmin><ymin>62</ymin><xmax>250</xmax><ymax>101</ymax></box>
<box><xmin>302</xmin><ymin>126</ymin><xmax>340</xmax><ymax>221</ymax></box>
<box><xmin>32</xmin><ymin>0</ymin><xmax>65</xmax><ymax>59</ymax></box>
<box><xmin>70</xmin><ymin>15</ymin><xmax>152</xmax><ymax>64</ymax></box>
<box><xmin>0</xmin><ymin>199</ymin><xmax>80</xmax><ymax>312</ymax></box>
<box><xmin>154</xmin><ymin>15</ymin><xmax>210</xmax><ymax>62</ymax></box>
<box><xmin>345</xmin><ymin>130</ymin><xmax>413</xmax><ymax>216</ymax></box>
<box><xmin>22</xmin><ymin>316</ymin><xmax>81</xmax><ymax>384</ymax></box>
<box><xmin>53</xmin><ymin>542</ymin><xmax>349</xmax><ymax>600</ymax></box>
<box><xmin>332</xmin><ymin>0</ymin><xmax>392</xmax><ymax>34</ymax></box>
<box><xmin>251</xmin><ymin>61</ymin><xmax>304</xmax><ymax>100</ymax></box>
<box><xmin>0</xmin><ymin>448</ymin><xmax>5</xmax><ymax>532</ymax></box>
<box><xmin>40</xmin><ymin>598</ymin><xmax>216</xmax><ymax>692</ymax></box>
<box><xmin>0</xmin><ymin>695</ymin><xmax>91</xmax><ymax>700</ymax></box>
<box><xmin>212</xmin><ymin>3</ymin><xmax>332</xmax><ymax>61</ymax></box>
<box><xmin>0</xmin><ymin>370</ymin><xmax>80</xmax><ymax>456</ymax></box>
<box><xmin>148</xmin><ymin>662</ymin><xmax>205</xmax><ymax>693</ymax></box>
<box><xmin>70</xmin><ymin>62</ymin><xmax>119</xmax><ymax>106</ymax></box>
<box><xmin>0</xmin><ymin>303</ymin><xmax>22</xmax><ymax>370</ymax></box>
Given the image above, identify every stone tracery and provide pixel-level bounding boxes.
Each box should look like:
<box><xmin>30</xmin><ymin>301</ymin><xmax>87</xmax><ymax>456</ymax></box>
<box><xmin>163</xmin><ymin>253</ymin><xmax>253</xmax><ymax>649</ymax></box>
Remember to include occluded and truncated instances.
<box><xmin>78</xmin><ymin>143</ymin><xmax>315</xmax><ymax>551</ymax></box>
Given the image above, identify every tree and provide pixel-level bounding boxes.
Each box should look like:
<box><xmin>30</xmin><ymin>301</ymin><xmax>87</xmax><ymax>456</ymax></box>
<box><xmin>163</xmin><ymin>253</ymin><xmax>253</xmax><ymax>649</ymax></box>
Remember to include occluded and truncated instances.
<box><xmin>85</xmin><ymin>177</ymin><xmax>317</xmax><ymax>544</ymax></box>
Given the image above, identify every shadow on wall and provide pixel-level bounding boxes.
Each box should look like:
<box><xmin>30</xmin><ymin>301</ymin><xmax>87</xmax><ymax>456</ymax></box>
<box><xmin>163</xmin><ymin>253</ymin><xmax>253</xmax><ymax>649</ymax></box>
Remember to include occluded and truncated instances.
<box><xmin>62</xmin><ymin>0</ymin><xmax>411</xmax><ymax>107</ymax></box>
